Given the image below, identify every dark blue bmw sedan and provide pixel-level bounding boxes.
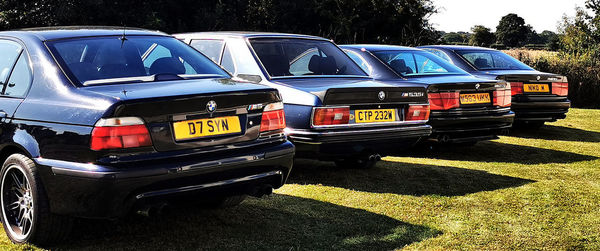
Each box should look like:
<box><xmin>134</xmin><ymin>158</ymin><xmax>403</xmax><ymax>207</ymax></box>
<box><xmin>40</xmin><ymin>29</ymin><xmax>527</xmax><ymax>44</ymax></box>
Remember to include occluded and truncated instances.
<box><xmin>0</xmin><ymin>27</ymin><xmax>294</xmax><ymax>245</ymax></box>
<box><xmin>419</xmin><ymin>45</ymin><xmax>570</xmax><ymax>128</ymax></box>
<box><xmin>341</xmin><ymin>45</ymin><xmax>514</xmax><ymax>145</ymax></box>
<box><xmin>174</xmin><ymin>32</ymin><xmax>432</xmax><ymax>168</ymax></box>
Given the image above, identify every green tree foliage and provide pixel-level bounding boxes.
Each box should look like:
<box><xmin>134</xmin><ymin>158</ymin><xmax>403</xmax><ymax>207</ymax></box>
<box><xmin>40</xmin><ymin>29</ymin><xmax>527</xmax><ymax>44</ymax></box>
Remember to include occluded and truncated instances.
<box><xmin>469</xmin><ymin>25</ymin><xmax>495</xmax><ymax>46</ymax></box>
<box><xmin>495</xmin><ymin>13</ymin><xmax>533</xmax><ymax>47</ymax></box>
<box><xmin>522</xmin><ymin>0</ymin><xmax>600</xmax><ymax>108</ymax></box>
<box><xmin>0</xmin><ymin>0</ymin><xmax>440</xmax><ymax>45</ymax></box>
<box><xmin>441</xmin><ymin>32</ymin><xmax>469</xmax><ymax>44</ymax></box>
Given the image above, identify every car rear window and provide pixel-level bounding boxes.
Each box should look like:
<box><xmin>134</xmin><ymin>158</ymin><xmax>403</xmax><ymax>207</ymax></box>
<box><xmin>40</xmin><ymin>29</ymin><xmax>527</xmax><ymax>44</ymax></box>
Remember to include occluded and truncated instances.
<box><xmin>372</xmin><ymin>50</ymin><xmax>467</xmax><ymax>76</ymax></box>
<box><xmin>457</xmin><ymin>50</ymin><xmax>534</xmax><ymax>70</ymax></box>
<box><xmin>46</xmin><ymin>35</ymin><xmax>229</xmax><ymax>85</ymax></box>
<box><xmin>249</xmin><ymin>38</ymin><xmax>367</xmax><ymax>78</ymax></box>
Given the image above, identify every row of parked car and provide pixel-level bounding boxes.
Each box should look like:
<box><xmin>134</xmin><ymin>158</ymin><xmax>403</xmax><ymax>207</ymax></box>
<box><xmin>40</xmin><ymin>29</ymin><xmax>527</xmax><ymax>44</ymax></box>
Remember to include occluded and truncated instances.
<box><xmin>0</xmin><ymin>27</ymin><xmax>570</xmax><ymax>245</ymax></box>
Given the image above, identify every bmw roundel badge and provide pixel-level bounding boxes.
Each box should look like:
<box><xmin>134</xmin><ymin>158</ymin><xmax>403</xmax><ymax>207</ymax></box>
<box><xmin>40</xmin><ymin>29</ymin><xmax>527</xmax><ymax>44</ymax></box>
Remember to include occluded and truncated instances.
<box><xmin>206</xmin><ymin>100</ymin><xmax>217</xmax><ymax>113</ymax></box>
<box><xmin>378</xmin><ymin>91</ymin><xmax>386</xmax><ymax>101</ymax></box>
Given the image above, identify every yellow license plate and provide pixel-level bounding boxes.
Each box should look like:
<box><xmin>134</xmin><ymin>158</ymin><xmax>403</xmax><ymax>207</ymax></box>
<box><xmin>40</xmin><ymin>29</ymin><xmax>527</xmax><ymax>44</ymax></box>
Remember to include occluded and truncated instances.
<box><xmin>173</xmin><ymin>116</ymin><xmax>241</xmax><ymax>140</ymax></box>
<box><xmin>460</xmin><ymin>93</ymin><xmax>491</xmax><ymax>104</ymax></box>
<box><xmin>524</xmin><ymin>84</ymin><xmax>549</xmax><ymax>93</ymax></box>
<box><xmin>354</xmin><ymin>109</ymin><xmax>396</xmax><ymax>123</ymax></box>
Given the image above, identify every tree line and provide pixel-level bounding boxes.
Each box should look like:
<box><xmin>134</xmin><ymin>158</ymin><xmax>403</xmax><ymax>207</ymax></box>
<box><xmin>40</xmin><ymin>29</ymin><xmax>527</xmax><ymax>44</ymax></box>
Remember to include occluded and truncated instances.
<box><xmin>441</xmin><ymin>13</ymin><xmax>560</xmax><ymax>50</ymax></box>
<box><xmin>0</xmin><ymin>0</ymin><xmax>440</xmax><ymax>46</ymax></box>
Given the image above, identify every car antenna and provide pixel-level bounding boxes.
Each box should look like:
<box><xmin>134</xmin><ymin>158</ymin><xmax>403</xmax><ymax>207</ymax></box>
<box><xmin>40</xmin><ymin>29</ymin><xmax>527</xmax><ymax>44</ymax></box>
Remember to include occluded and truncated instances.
<box><xmin>119</xmin><ymin>24</ymin><xmax>128</xmax><ymax>48</ymax></box>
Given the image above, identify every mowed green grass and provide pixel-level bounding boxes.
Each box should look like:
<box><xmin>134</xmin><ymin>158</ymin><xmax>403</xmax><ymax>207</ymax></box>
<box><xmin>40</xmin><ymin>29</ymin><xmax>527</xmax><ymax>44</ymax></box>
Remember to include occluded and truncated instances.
<box><xmin>2</xmin><ymin>108</ymin><xmax>599</xmax><ymax>250</ymax></box>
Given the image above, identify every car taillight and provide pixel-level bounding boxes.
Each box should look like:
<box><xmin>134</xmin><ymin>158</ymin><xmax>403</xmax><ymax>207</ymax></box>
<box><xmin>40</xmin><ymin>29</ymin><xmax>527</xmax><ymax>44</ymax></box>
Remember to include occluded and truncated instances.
<box><xmin>510</xmin><ymin>82</ymin><xmax>524</xmax><ymax>96</ymax></box>
<box><xmin>428</xmin><ymin>92</ymin><xmax>459</xmax><ymax>110</ymax></box>
<box><xmin>405</xmin><ymin>105</ymin><xmax>430</xmax><ymax>121</ymax></box>
<box><xmin>493</xmin><ymin>83</ymin><xmax>512</xmax><ymax>107</ymax></box>
<box><xmin>90</xmin><ymin>117</ymin><xmax>152</xmax><ymax>151</ymax></box>
<box><xmin>552</xmin><ymin>82</ymin><xmax>569</xmax><ymax>96</ymax></box>
<box><xmin>260</xmin><ymin>102</ymin><xmax>286</xmax><ymax>132</ymax></box>
<box><xmin>312</xmin><ymin>107</ymin><xmax>350</xmax><ymax>126</ymax></box>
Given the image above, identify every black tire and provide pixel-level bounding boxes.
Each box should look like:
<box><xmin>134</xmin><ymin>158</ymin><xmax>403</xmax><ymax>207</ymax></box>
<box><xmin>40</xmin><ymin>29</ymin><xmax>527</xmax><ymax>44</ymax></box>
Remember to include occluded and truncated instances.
<box><xmin>334</xmin><ymin>158</ymin><xmax>379</xmax><ymax>169</ymax></box>
<box><xmin>206</xmin><ymin>195</ymin><xmax>247</xmax><ymax>208</ymax></box>
<box><xmin>0</xmin><ymin>153</ymin><xmax>73</xmax><ymax>246</ymax></box>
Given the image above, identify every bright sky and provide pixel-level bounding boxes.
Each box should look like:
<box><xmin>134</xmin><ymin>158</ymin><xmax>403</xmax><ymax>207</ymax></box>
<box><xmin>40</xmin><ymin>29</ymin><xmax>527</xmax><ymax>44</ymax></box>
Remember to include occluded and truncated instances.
<box><xmin>430</xmin><ymin>0</ymin><xmax>588</xmax><ymax>33</ymax></box>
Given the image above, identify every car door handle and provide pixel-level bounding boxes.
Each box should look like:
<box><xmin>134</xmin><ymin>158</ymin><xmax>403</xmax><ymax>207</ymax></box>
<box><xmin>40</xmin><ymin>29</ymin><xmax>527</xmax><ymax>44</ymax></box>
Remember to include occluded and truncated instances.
<box><xmin>0</xmin><ymin>111</ymin><xmax>7</xmax><ymax>119</ymax></box>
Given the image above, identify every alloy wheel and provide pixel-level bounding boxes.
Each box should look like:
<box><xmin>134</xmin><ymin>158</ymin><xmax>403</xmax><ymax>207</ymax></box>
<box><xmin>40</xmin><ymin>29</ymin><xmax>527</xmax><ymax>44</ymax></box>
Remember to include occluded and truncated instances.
<box><xmin>1</xmin><ymin>165</ymin><xmax>34</xmax><ymax>241</ymax></box>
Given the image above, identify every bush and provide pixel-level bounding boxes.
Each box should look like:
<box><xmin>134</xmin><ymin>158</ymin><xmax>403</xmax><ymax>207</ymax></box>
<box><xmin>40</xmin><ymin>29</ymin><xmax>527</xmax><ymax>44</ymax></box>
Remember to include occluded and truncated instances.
<box><xmin>505</xmin><ymin>49</ymin><xmax>600</xmax><ymax>108</ymax></box>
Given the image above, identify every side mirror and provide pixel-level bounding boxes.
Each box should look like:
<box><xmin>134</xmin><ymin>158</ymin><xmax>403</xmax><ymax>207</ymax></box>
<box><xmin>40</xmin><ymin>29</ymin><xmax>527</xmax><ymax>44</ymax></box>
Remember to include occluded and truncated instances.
<box><xmin>235</xmin><ymin>74</ymin><xmax>262</xmax><ymax>83</ymax></box>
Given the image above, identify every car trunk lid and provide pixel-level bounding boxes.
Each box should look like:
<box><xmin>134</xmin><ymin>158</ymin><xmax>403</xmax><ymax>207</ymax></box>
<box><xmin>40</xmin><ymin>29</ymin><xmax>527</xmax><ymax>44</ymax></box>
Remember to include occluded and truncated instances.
<box><xmin>84</xmin><ymin>78</ymin><xmax>280</xmax><ymax>152</ymax></box>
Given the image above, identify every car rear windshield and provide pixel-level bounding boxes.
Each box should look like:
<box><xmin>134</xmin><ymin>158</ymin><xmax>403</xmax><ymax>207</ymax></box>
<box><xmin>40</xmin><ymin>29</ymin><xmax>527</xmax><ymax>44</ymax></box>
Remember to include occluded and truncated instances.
<box><xmin>457</xmin><ymin>50</ymin><xmax>534</xmax><ymax>70</ymax></box>
<box><xmin>372</xmin><ymin>50</ymin><xmax>467</xmax><ymax>76</ymax></box>
<box><xmin>46</xmin><ymin>35</ymin><xmax>229</xmax><ymax>85</ymax></box>
<box><xmin>249</xmin><ymin>38</ymin><xmax>367</xmax><ymax>78</ymax></box>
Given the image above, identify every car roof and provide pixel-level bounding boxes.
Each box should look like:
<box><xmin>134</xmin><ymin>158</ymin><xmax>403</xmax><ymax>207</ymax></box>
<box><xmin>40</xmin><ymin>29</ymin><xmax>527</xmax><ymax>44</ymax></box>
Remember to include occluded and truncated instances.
<box><xmin>0</xmin><ymin>26</ymin><xmax>168</xmax><ymax>41</ymax></box>
<box><xmin>340</xmin><ymin>44</ymin><xmax>421</xmax><ymax>52</ymax></box>
<box><xmin>174</xmin><ymin>31</ymin><xmax>330</xmax><ymax>41</ymax></box>
<box><xmin>419</xmin><ymin>45</ymin><xmax>498</xmax><ymax>51</ymax></box>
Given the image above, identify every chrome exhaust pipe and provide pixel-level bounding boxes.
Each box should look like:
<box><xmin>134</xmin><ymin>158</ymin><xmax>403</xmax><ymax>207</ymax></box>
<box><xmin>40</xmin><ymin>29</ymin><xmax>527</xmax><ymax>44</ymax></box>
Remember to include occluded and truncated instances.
<box><xmin>369</xmin><ymin>154</ymin><xmax>381</xmax><ymax>161</ymax></box>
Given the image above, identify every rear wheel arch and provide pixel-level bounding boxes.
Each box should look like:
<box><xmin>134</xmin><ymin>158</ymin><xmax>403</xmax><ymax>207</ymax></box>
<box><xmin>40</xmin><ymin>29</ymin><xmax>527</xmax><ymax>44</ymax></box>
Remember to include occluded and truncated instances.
<box><xmin>0</xmin><ymin>144</ymin><xmax>33</xmax><ymax>165</ymax></box>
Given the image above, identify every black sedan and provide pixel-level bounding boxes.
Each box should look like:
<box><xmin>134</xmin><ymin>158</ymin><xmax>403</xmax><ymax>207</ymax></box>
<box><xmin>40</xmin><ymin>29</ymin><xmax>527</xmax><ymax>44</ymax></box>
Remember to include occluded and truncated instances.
<box><xmin>419</xmin><ymin>45</ymin><xmax>570</xmax><ymax>128</ymax></box>
<box><xmin>341</xmin><ymin>45</ymin><xmax>514</xmax><ymax>144</ymax></box>
<box><xmin>0</xmin><ymin>27</ymin><xmax>294</xmax><ymax>245</ymax></box>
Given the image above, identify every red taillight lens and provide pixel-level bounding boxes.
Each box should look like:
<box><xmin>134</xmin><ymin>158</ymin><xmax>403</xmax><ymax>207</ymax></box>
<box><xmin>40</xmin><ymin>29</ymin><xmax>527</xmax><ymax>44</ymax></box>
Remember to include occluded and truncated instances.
<box><xmin>260</xmin><ymin>102</ymin><xmax>286</xmax><ymax>132</ymax></box>
<box><xmin>552</xmin><ymin>82</ymin><xmax>569</xmax><ymax>96</ymax></box>
<box><xmin>510</xmin><ymin>82</ymin><xmax>524</xmax><ymax>96</ymax></box>
<box><xmin>91</xmin><ymin>124</ymin><xmax>152</xmax><ymax>150</ymax></box>
<box><xmin>493</xmin><ymin>83</ymin><xmax>512</xmax><ymax>107</ymax></box>
<box><xmin>405</xmin><ymin>105</ymin><xmax>430</xmax><ymax>121</ymax></box>
<box><xmin>428</xmin><ymin>92</ymin><xmax>459</xmax><ymax>110</ymax></box>
<box><xmin>312</xmin><ymin>107</ymin><xmax>350</xmax><ymax>126</ymax></box>
<box><xmin>260</xmin><ymin>109</ymin><xmax>286</xmax><ymax>132</ymax></box>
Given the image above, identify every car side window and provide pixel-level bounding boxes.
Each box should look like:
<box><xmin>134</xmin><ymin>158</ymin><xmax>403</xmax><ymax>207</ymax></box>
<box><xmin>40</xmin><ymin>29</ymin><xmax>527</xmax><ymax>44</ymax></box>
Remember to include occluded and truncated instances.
<box><xmin>220</xmin><ymin>44</ymin><xmax>236</xmax><ymax>74</ymax></box>
<box><xmin>0</xmin><ymin>40</ymin><xmax>23</xmax><ymax>84</ymax></box>
<box><xmin>4</xmin><ymin>53</ymin><xmax>32</xmax><ymax>97</ymax></box>
<box><xmin>344</xmin><ymin>50</ymin><xmax>371</xmax><ymax>74</ymax></box>
<box><xmin>189</xmin><ymin>39</ymin><xmax>224</xmax><ymax>64</ymax></box>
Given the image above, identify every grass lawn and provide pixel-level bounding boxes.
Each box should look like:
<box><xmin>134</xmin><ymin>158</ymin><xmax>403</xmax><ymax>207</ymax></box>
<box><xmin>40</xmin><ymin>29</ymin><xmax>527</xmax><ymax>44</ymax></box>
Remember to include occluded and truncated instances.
<box><xmin>2</xmin><ymin>108</ymin><xmax>599</xmax><ymax>250</ymax></box>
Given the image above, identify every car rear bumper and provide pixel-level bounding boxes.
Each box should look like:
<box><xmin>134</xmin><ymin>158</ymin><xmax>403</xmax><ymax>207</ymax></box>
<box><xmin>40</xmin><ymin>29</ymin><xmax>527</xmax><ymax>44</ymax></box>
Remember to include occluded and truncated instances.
<box><xmin>511</xmin><ymin>100</ymin><xmax>570</xmax><ymax>121</ymax></box>
<box><xmin>286</xmin><ymin>124</ymin><xmax>432</xmax><ymax>159</ymax></box>
<box><xmin>428</xmin><ymin>109</ymin><xmax>515</xmax><ymax>142</ymax></box>
<box><xmin>35</xmin><ymin>140</ymin><xmax>295</xmax><ymax>219</ymax></box>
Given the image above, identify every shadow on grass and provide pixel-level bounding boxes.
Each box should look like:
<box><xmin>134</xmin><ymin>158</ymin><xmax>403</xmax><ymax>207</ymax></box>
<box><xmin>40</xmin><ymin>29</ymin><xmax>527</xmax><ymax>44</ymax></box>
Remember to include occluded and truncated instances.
<box><xmin>511</xmin><ymin>125</ymin><xmax>600</xmax><ymax>142</ymax></box>
<box><xmin>53</xmin><ymin>195</ymin><xmax>440</xmax><ymax>251</ymax></box>
<box><xmin>290</xmin><ymin>160</ymin><xmax>533</xmax><ymax>196</ymax></box>
<box><xmin>403</xmin><ymin>141</ymin><xmax>597</xmax><ymax>164</ymax></box>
